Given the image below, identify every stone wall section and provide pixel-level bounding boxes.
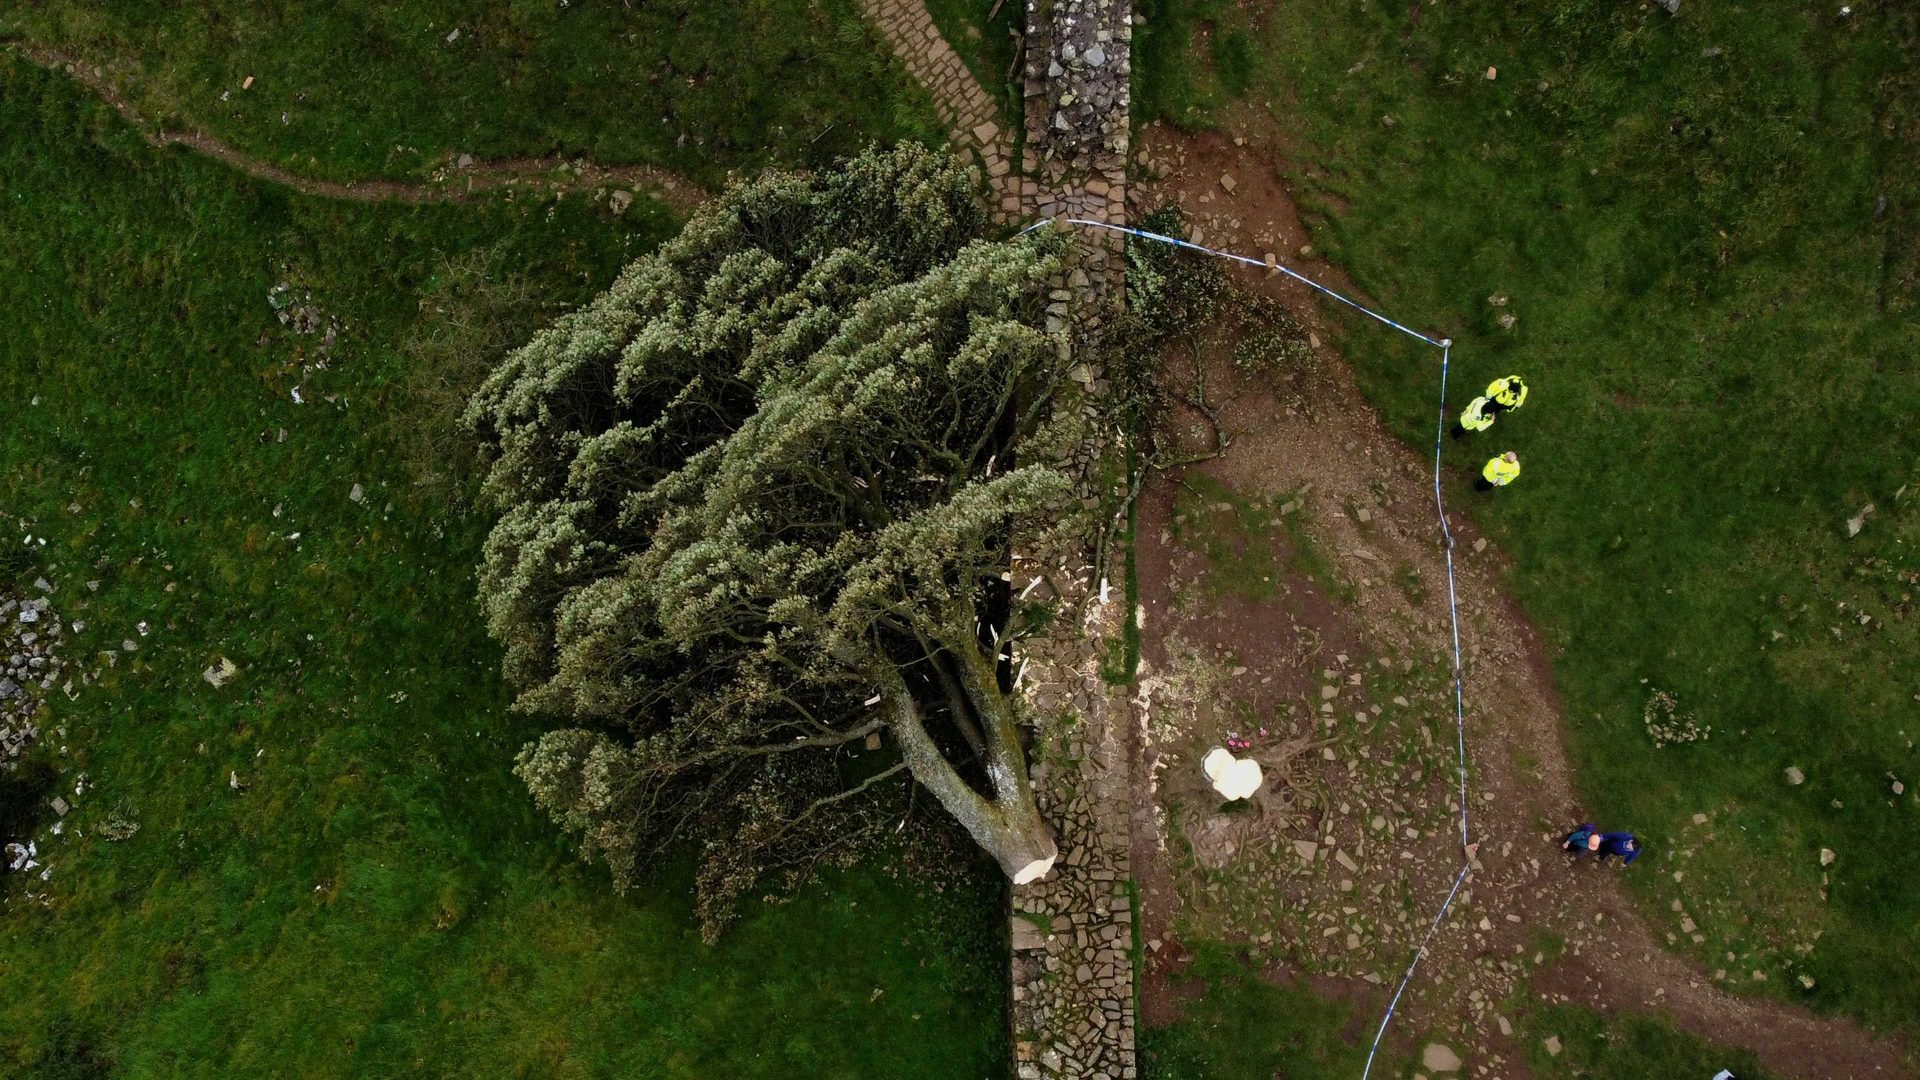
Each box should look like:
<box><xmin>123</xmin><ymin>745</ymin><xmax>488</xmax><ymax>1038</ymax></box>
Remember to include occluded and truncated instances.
<box><xmin>854</xmin><ymin>0</ymin><xmax>1023</xmax><ymax>219</ymax></box>
<box><xmin>1020</xmin><ymin>0</ymin><xmax>1131</xmax><ymax>317</ymax></box>
<box><xmin>1009</xmin><ymin>564</ymin><xmax>1137</xmax><ymax>1080</ymax></box>
<box><xmin>1009</xmin><ymin>2</ymin><xmax>1138</xmax><ymax>1079</ymax></box>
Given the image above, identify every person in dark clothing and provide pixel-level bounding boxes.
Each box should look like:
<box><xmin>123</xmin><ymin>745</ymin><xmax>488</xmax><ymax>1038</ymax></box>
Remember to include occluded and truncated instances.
<box><xmin>1561</xmin><ymin>823</ymin><xmax>1601</xmax><ymax>855</ymax></box>
<box><xmin>1596</xmin><ymin>831</ymin><xmax>1642</xmax><ymax>865</ymax></box>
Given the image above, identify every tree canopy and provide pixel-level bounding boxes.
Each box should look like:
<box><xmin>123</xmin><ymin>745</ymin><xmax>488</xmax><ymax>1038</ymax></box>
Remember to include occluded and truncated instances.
<box><xmin>465</xmin><ymin>145</ymin><xmax>1076</xmax><ymax>933</ymax></box>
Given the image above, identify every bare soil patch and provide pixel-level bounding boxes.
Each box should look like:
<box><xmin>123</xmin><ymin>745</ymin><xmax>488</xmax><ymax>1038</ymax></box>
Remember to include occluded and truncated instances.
<box><xmin>1124</xmin><ymin>123</ymin><xmax>1912</xmax><ymax>1079</ymax></box>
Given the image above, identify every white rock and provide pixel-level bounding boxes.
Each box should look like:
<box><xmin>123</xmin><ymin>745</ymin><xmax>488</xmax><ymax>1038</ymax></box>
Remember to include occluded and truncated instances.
<box><xmin>1819</xmin><ymin>847</ymin><xmax>1836</xmax><ymax>866</ymax></box>
<box><xmin>1421</xmin><ymin>1043</ymin><xmax>1462</xmax><ymax>1072</ymax></box>
<box><xmin>203</xmin><ymin>656</ymin><xmax>240</xmax><ymax>688</ymax></box>
<box><xmin>1847</xmin><ymin>503</ymin><xmax>1874</xmax><ymax>536</ymax></box>
<box><xmin>1785</xmin><ymin>766</ymin><xmax>1805</xmax><ymax>785</ymax></box>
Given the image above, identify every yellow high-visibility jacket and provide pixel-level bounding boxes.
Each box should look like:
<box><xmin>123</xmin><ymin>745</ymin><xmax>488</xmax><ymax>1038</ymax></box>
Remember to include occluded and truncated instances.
<box><xmin>1461</xmin><ymin>396</ymin><xmax>1496</xmax><ymax>432</ymax></box>
<box><xmin>1486</xmin><ymin>376</ymin><xmax>1528</xmax><ymax>409</ymax></box>
<box><xmin>1483</xmin><ymin>455</ymin><xmax>1521</xmax><ymax>486</ymax></box>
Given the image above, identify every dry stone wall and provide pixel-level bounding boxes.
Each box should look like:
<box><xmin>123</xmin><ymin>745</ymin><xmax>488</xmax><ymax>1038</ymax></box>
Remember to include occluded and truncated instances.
<box><xmin>1009</xmin><ymin>2</ymin><xmax>1138</xmax><ymax>1079</ymax></box>
<box><xmin>849</xmin><ymin>2</ymin><xmax>1141</xmax><ymax>1072</ymax></box>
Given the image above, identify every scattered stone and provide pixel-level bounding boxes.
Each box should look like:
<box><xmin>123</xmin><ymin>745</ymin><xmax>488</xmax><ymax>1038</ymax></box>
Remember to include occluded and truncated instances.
<box><xmin>349</xmin><ymin>482</ymin><xmax>365</xmax><ymax>503</ymax></box>
<box><xmin>203</xmin><ymin>656</ymin><xmax>240</xmax><ymax>688</ymax></box>
<box><xmin>1422</xmin><ymin>1043</ymin><xmax>1462</xmax><ymax>1073</ymax></box>
<box><xmin>1293</xmin><ymin>839</ymin><xmax>1319</xmax><ymax>864</ymax></box>
<box><xmin>1846</xmin><ymin>504</ymin><xmax>1873</xmax><ymax>537</ymax></box>
<box><xmin>1496</xmin><ymin>1016</ymin><xmax>1512</xmax><ymax>1036</ymax></box>
<box><xmin>50</xmin><ymin>797</ymin><xmax>69</xmax><ymax>817</ymax></box>
<box><xmin>1819</xmin><ymin>848</ymin><xmax>1836</xmax><ymax>866</ymax></box>
<box><xmin>1219</xmin><ymin>173</ymin><xmax>1237</xmax><ymax>193</ymax></box>
<box><xmin>1543</xmin><ymin>1036</ymin><xmax>1562</xmax><ymax>1057</ymax></box>
<box><xmin>456</xmin><ymin>153</ymin><xmax>474</xmax><ymax>169</ymax></box>
<box><xmin>1485</xmin><ymin>66</ymin><xmax>1498</xmax><ymax>80</ymax></box>
<box><xmin>608</xmin><ymin>190</ymin><xmax>634</xmax><ymax>215</ymax></box>
<box><xmin>1785</xmin><ymin>765</ymin><xmax>1805</xmax><ymax>786</ymax></box>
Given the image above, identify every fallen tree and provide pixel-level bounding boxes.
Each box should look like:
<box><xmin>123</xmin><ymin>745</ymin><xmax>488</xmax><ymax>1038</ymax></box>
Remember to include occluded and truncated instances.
<box><xmin>465</xmin><ymin>145</ymin><xmax>1074</xmax><ymax>934</ymax></box>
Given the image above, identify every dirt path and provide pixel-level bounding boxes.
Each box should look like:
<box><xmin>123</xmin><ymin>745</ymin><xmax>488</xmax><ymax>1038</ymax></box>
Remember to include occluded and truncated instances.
<box><xmin>1125</xmin><ymin>123</ymin><xmax>1913</xmax><ymax>1079</ymax></box>
<box><xmin>7</xmin><ymin>43</ymin><xmax>708</xmax><ymax>214</ymax></box>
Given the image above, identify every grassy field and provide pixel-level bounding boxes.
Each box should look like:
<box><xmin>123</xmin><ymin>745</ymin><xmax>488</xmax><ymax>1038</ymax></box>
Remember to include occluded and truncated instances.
<box><xmin>1137</xmin><ymin>0</ymin><xmax>1920</xmax><ymax>1039</ymax></box>
<box><xmin>0</xmin><ymin>57</ymin><xmax>1007</xmax><ymax>1077</ymax></box>
<box><xmin>1138</xmin><ymin>944</ymin><xmax>1379</xmax><ymax>1080</ymax></box>
<box><xmin>0</xmin><ymin>0</ymin><xmax>942</xmax><ymax>186</ymax></box>
<box><xmin>1141</xmin><ymin>942</ymin><xmax>1784</xmax><ymax>1080</ymax></box>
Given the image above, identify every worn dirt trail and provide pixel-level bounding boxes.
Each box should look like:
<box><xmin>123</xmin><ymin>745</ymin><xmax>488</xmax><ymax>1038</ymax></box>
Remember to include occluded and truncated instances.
<box><xmin>8</xmin><ymin>43</ymin><xmax>708</xmax><ymax>213</ymax></box>
<box><xmin>1125</xmin><ymin>123</ymin><xmax>1913</xmax><ymax>1079</ymax></box>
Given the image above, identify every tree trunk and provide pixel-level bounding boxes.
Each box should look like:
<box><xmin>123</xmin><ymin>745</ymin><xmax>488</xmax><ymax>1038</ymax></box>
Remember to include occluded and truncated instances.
<box><xmin>883</xmin><ymin>663</ymin><xmax>1057</xmax><ymax>884</ymax></box>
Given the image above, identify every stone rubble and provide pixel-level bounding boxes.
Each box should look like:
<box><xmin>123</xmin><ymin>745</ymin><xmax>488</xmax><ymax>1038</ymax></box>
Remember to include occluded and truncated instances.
<box><xmin>1</xmin><ymin>591</ymin><xmax>65</xmax><ymax>773</ymax></box>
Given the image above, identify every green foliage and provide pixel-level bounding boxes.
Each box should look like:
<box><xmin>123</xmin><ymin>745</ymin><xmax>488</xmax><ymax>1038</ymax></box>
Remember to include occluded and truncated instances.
<box><xmin>2</xmin><ymin>0</ymin><xmax>943</xmax><ymax>185</ymax></box>
<box><xmin>1143</xmin><ymin>0</ymin><xmax>1920</xmax><ymax>1036</ymax></box>
<box><xmin>467</xmin><ymin>144</ymin><xmax>1073</xmax><ymax>934</ymax></box>
<box><xmin>392</xmin><ymin>244</ymin><xmax>568</xmax><ymax>498</ymax></box>
<box><xmin>1121</xmin><ymin>207</ymin><xmax>1319</xmax><ymax>435</ymax></box>
<box><xmin>0</xmin><ymin>58</ymin><xmax>1005</xmax><ymax>1077</ymax></box>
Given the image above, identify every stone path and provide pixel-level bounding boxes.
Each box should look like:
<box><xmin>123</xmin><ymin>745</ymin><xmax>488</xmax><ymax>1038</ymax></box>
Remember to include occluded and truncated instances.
<box><xmin>852</xmin><ymin>0</ymin><xmax>1022</xmax><ymax>219</ymax></box>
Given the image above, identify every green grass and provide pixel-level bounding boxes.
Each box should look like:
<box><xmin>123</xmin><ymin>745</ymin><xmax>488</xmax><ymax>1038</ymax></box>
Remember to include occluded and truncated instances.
<box><xmin>0</xmin><ymin>57</ymin><xmax>1006</xmax><ymax>1077</ymax></box>
<box><xmin>1516</xmin><ymin>1000</ymin><xmax>1779</xmax><ymax>1080</ymax></box>
<box><xmin>1138</xmin><ymin>942</ymin><xmax>1382</xmax><ymax>1080</ymax></box>
<box><xmin>2</xmin><ymin>0</ymin><xmax>943</xmax><ymax>186</ymax></box>
<box><xmin>921</xmin><ymin>0</ymin><xmax>1021</xmax><ymax>127</ymax></box>
<box><xmin>1132</xmin><ymin>0</ymin><xmax>1256</xmax><ymax>126</ymax></box>
<box><xmin>1141</xmin><ymin>945</ymin><xmax>1786</xmax><ymax>1080</ymax></box>
<box><xmin>1169</xmin><ymin>475</ymin><xmax>1285</xmax><ymax>602</ymax></box>
<box><xmin>1139</xmin><ymin>0</ymin><xmax>1920</xmax><ymax>1039</ymax></box>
